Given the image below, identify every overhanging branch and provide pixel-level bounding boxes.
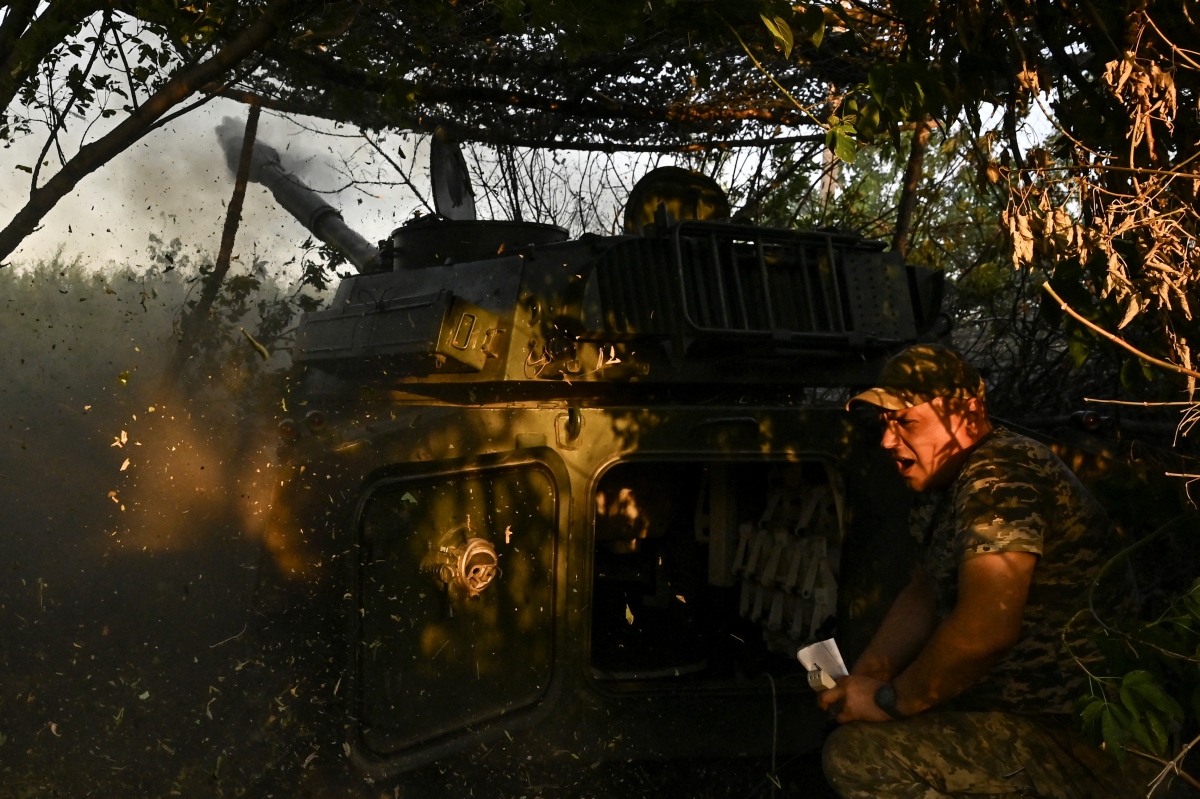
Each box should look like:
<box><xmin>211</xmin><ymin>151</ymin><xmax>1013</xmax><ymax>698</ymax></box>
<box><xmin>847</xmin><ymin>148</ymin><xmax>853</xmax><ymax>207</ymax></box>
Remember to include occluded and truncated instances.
<box><xmin>0</xmin><ymin>0</ymin><xmax>305</xmax><ymax>263</ymax></box>
<box><xmin>215</xmin><ymin>87</ymin><xmax>825</xmax><ymax>152</ymax></box>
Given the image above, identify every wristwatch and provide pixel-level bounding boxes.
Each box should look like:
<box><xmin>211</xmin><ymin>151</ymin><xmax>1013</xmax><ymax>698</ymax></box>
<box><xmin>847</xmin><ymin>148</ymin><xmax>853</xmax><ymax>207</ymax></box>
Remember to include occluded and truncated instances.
<box><xmin>873</xmin><ymin>682</ymin><xmax>907</xmax><ymax>720</ymax></box>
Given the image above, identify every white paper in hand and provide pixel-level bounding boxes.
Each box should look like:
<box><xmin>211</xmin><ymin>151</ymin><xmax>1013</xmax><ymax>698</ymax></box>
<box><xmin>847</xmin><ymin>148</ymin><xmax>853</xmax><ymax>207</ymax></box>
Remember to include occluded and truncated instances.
<box><xmin>796</xmin><ymin>638</ymin><xmax>848</xmax><ymax>692</ymax></box>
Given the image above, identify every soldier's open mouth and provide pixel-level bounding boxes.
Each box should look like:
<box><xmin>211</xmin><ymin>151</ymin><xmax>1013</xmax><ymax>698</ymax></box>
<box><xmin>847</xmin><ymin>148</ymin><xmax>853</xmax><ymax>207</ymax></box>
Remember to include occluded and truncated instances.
<box><xmin>896</xmin><ymin>458</ymin><xmax>916</xmax><ymax>474</ymax></box>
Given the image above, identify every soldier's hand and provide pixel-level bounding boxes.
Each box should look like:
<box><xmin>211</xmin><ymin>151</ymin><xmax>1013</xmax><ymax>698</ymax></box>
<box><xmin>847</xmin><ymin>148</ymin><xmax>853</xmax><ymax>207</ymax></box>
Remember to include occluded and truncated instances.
<box><xmin>819</xmin><ymin>675</ymin><xmax>892</xmax><ymax>724</ymax></box>
<box><xmin>816</xmin><ymin>680</ymin><xmax>845</xmax><ymax>715</ymax></box>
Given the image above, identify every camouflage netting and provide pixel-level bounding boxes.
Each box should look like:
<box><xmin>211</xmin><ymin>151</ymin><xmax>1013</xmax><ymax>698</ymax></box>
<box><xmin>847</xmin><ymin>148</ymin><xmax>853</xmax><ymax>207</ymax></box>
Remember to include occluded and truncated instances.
<box><xmin>229</xmin><ymin>1</ymin><xmax>860</xmax><ymax>150</ymax></box>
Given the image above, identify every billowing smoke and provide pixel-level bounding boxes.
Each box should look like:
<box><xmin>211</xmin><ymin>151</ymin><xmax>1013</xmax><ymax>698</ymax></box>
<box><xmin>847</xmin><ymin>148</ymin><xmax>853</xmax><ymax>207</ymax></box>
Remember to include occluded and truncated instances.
<box><xmin>215</xmin><ymin>115</ymin><xmax>249</xmax><ymax>174</ymax></box>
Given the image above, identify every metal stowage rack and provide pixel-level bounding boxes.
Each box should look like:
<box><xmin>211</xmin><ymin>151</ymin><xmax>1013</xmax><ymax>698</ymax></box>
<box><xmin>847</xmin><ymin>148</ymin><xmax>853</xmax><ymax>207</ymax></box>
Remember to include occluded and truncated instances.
<box><xmin>593</xmin><ymin>221</ymin><xmax>920</xmax><ymax>354</ymax></box>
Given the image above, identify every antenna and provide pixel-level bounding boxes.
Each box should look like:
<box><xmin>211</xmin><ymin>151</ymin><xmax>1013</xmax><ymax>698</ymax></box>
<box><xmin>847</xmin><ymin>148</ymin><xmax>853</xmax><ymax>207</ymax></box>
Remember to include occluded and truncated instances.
<box><xmin>430</xmin><ymin>127</ymin><xmax>476</xmax><ymax>221</ymax></box>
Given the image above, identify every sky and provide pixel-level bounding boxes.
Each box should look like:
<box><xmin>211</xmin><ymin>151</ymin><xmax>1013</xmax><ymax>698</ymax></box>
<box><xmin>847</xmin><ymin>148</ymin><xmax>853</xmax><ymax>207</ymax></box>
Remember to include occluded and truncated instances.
<box><xmin>0</xmin><ymin>96</ymin><xmax>428</xmax><ymax>272</ymax></box>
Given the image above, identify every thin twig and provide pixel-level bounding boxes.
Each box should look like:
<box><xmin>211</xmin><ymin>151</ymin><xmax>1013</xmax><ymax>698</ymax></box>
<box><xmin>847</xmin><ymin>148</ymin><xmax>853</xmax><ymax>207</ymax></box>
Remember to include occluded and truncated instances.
<box><xmin>1147</xmin><ymin>731</ymin><xmax>1200</xmax><ymax>795</ymax></box>
<box><xmin>361</xmin><ymin>131</ymin><xmax>434</xmax><ymax>213</ymax></box>
<box><xmin>1042</xmin><ymin>283</ymin><xmax>1200</xmax><ymax>380</ymax></box>
<box><xmin>1144</xmin><ymin>13</ymin><xmax>1200</xmax><ymax>72</ymax></box>
<box><xmin>725</xmin><ymin>23</ymin><xmax>826</xmax><ymax>129</ymax></box>
<box><xmin>787</xmin><ymin>158</ymin><xmax>840</xmax><ymax>227</ymax></box>
<box><xmin>31</xmin><ymin>13</ymin><xmax>109</xmax><ymax>195</ymax></box>
<box><xmin>209</xmin><ymin>622</ymin><xmax>248</xmax><ymax>649</ymax></box>
<box><xmin>1128</xmin><ymin>747</ymin><xmax>1200</xmax><ymax>794</ymax></box>
<box><xmin>110</xmin><ymin>22</ymin><xmax>140</xmax><ymax>111</ymax></box>
<box><xmin>1020</xmin><ymin>159</ymin><xmax>1200</xmax><ymax>181</ymax></box>
<box><xmin>1083</xmin><ymin>398</ymin><xmax>1196</xmax><ymax>406</ymax></box>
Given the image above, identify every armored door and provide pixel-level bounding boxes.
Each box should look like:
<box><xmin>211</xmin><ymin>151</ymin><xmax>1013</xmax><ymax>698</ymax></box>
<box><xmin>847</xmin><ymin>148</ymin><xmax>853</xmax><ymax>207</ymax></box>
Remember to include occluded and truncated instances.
<box><xmin>348</xmin><ymin>451</ymin><xmax>568</xmax><ymax>775</ymax></box>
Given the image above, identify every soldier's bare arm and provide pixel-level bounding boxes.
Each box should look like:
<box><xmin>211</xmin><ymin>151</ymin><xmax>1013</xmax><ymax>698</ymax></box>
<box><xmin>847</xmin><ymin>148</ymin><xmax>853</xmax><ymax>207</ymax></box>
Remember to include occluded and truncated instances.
<box><xmin>822</xmin><ymin>551</ymin><xmax>1035</xmax><ymax>723</ymax></box>
<box><xmin>888</xmin><ymin>550</ymin><xmax>1036</xmax><ymax>717</ymax></box>
<box><xmin>817</xmin><ymin>566</ymin><xmax>936</xmax><ymax>719</ymax></box>
<box><xmin>849</xmin><ymin>565</ymin><xmax>938</xmax><ymax>682</ymax></box>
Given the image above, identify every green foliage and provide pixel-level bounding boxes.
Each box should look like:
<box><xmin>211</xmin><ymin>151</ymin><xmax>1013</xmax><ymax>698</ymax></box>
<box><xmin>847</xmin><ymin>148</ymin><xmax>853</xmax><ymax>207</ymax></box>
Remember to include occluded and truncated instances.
<box><xmin>3</xmin><ymin>2</ymin><xmax>268</xmax><ymax>147</ymax></box>
<box><xmin>142</xmin><ymin>233</ymin><xmax>326</xmax><ymax>391</ymax></box>
<box><xmin>751</xmin><ymin>114</ymin><xmax>1195</xmax><ymax>423</ymax></box>
<box><xmin>293</xmin><ymin>236</ymin><xmax>348</xmax><ymax>297</ymax></box>
<box><xmin>861</xmin><ymin>62</ymin><xmax>938</xmax><ymax>145</ymax></box>
<box><xmin>1078</xmin><ymin>632</ymin><xmax>1196</xmax><ymax>759</ymax></box>
<box><xmin>1075</xmin><ymin>517</ymin><xmax>1200</xmax><ymax>771</ymax></box>
<box><xmin>0</xmin><ymin>238</ymin><xmax>313</xmax><ymax>403</ymax></box>
<box><xmin>760</xmin><ymin>14</ymin><xmax>794</xmax><ymax>59</ymax></box>
<box><xmin>759</xmin><ymin>6</ymin><xmax>825</xmax><ymax>58</ymax></box>
<box><xmin>825</xmin><ymin>117</ymin><xmax>858</xmax><ymax>164</ymax></box>
<box><xmin>744</xmin><ymin>2</ymin><xmax>1200</xmax><ymax>390</ymax></box>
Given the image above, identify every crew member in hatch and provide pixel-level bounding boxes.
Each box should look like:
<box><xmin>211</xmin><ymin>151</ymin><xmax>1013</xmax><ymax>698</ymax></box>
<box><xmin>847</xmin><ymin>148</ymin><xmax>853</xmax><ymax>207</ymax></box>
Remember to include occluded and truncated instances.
<box><xmin>820</xmin><ymin>344</ymin><xmax>1152</xmax><ymax>799</ymax></box>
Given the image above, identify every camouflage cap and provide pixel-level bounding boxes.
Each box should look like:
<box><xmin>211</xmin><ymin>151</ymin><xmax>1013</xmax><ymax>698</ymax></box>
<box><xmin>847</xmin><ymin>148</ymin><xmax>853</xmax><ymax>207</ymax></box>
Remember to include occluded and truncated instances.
<box><xmin>847</xmin><ymin>344</ymin><xmax>985</xmax><ymax>411</ymax></box>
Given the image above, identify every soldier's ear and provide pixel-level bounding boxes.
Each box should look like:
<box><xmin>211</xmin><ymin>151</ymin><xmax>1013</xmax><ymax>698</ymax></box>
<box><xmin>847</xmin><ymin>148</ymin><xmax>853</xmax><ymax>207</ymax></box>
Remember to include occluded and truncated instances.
<box><xmin>964</xmin><ymin>398</ymin><xmax>989</xmax><ymax>436</ymax></box>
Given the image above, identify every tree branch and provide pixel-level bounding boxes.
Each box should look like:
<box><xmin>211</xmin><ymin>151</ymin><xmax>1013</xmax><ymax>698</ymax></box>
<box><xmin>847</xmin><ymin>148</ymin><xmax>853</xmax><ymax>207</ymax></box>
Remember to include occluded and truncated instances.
<box><xmin>0</xmin><ymin>0</ymin><xmax>102</xmax><ymax>116</ymax></box>
<box><xmin>144</xmin><ymin>55</ymin><xmax>268</xmax><ymax>132</ymax></box>
<box><xmin>0</xmin><ymin>0</ymin><xmax>40</xmax><ymax>68</ymax></box>
<box><xmin>1042</xmin><ymin>283</ymin><xmax>1200</xmax><ymax>380</ymax></box>
<box><xmin>215</xmin><ymin>87</ymin><xmax>831</xmax><ymax>151</ymax></box>
<box><xmin>208</xmin><ymin>85</ymin><xmax>301</xmax><ymax>113</ymax></box>
<box><xmin>30</xmin><ymin>12</ymin><xmax>110</xmax><ymax>195</ymax></box>
<box><xmin>1145</xmin><ymin>731</ymin><xmax>1200</xmax><ymax>795</ymax></box>
<box><xmin>1083</xmin><ymin>397</ymin><xmax>1196</xmax><ymax>406</ymax></box>
<box><xmin>176</xmin><ymin>103</ymin><xmax>261</xmax><ymax>365</ymax></box>
<box><xmin>259</xmin><ymin>40</ymin><xmax>820</xmax><ymax>131</ymax></box>
<box><xmin>360</xmin><ymin>131</ymin><xmax>433</xmax><ymax>213</ymax></box>
<box><xmin>110</xmin><ymin>21</ymin><xmax>140</xmax><ymax>111</ymax></box>
<box><xmin>0</xmin><ymin>0</ymin><xmax>302</xmax><ymax>264</ymax></box>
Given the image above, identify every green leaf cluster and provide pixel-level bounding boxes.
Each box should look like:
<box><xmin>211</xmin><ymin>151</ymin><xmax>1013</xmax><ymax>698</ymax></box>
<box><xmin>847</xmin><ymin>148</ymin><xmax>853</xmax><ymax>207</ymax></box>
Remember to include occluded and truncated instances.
<box><xmin>1080</xmin><ymin>670</ymin><xmax>1184</xmax><ymax>761</ymax></box>
<box><xmin>759</xmin><ymin>6</ymin><xmax>824</xmax><ymax>58</ymax></box>
<box><xmin>825</xmin><ymin>117</ymin><xmax>857</xmax><ymax>164</ymax></box>
<box><xmin>1078</xmin><ymin>551</ymin><xmax>1200</xmax><ymax>771</ymax></box>
<box><xmin>144</xmin><ymin>232</ymin><xmax>325</xmax><ymax>382</ymax></box>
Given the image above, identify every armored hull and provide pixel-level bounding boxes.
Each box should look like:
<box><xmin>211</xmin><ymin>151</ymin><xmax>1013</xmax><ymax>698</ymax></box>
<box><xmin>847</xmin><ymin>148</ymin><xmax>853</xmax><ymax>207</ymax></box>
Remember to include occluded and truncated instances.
<box><xmin>260</xmin><ymin>217</ymin><xmax>940</xmax><ymax>777</ymax></box>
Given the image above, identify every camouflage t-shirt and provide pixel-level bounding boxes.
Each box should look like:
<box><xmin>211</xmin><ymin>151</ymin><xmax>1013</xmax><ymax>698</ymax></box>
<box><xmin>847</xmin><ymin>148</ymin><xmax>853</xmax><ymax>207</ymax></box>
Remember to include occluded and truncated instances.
<box><xmin>909</xmin><ymin>427</ymin><xmax>1110</xmax><ymax>716</ymax></box>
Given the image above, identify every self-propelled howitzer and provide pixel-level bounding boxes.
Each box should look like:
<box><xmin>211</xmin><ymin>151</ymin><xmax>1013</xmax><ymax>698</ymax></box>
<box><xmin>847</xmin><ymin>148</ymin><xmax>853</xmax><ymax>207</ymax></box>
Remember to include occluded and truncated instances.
<box><xmin>239</xmin><ymin>133</ymin><xmax>946</xmax><ymax>785</ymax></box>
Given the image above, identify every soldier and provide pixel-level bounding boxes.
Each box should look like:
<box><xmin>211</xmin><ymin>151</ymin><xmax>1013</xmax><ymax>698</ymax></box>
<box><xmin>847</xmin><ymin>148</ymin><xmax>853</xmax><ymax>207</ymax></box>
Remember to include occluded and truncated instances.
<box><xmin>821</xmin><ymin>344</ymin><xmax>1153</xmax><ymax>799</ymax></box>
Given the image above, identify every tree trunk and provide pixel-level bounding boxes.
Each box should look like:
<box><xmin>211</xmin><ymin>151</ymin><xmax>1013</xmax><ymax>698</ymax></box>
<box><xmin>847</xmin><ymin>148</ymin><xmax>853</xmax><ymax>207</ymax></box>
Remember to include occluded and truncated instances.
<box><xmin>819</xmin><ymin>143</ymin><xmax>839</xmax><ymax>207</ymax></box>
<box><xmin>0</xmin><ymin>0</ymin><xmax>298</xmax><ymax>264</ymax></box>
<box><xmin>174</xmin><ymin>103</ymin><xmax>261</xmax><ymax>367</ymax></box>
<box><xmin>891</xmin><ymin>120</ymin><xmax>932</xmax><ymax>257</ymax></box>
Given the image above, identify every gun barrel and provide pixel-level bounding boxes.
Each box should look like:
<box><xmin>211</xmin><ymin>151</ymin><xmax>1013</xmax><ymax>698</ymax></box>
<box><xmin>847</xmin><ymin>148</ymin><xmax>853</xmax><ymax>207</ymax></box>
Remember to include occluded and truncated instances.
<box><xmin>215</xmin><ymin>118</ymin><xmax>380</xmax><ymax>273</ymax></box>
